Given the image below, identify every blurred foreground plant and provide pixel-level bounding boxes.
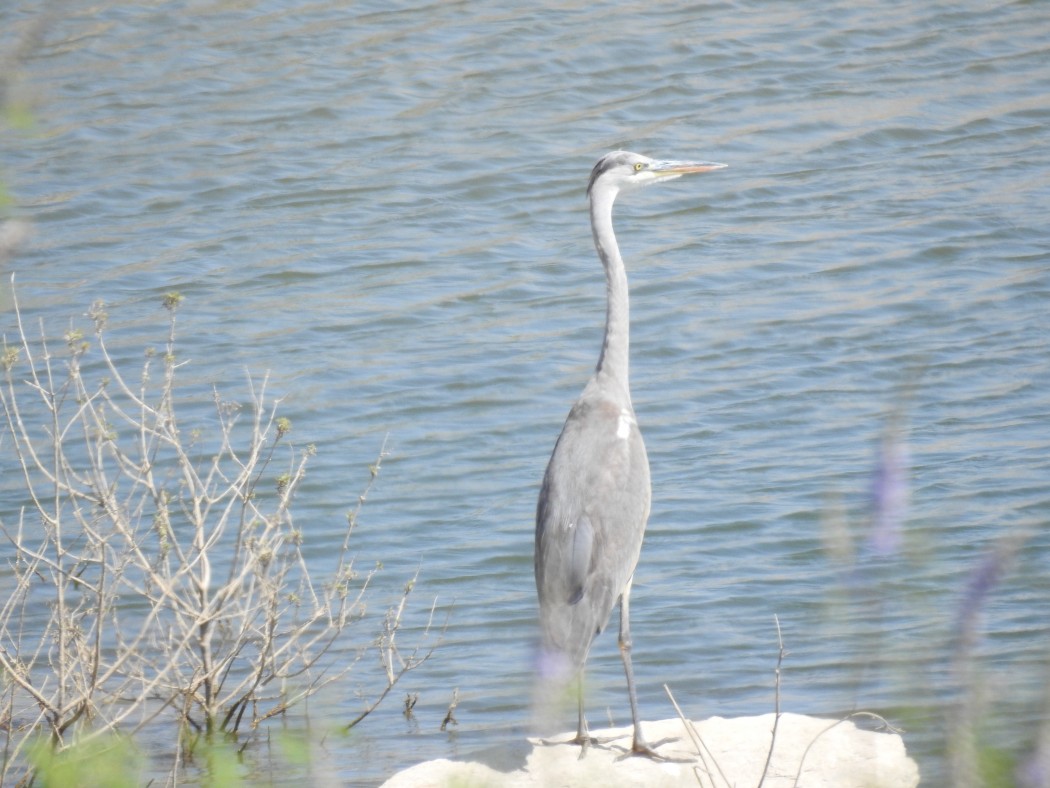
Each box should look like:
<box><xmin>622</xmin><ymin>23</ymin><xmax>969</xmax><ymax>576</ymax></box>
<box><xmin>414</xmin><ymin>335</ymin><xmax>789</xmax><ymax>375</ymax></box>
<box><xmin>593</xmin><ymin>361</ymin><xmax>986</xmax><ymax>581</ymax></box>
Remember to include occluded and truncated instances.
<box><xmin>821</xmin><ymin>378</ymin><xmax>1045</xmax><ymax>788</ymax></box>
<box><xmin>0</xmin><ymin>287</ymin><xmax>435</xmax><ymax>783</ymax></box>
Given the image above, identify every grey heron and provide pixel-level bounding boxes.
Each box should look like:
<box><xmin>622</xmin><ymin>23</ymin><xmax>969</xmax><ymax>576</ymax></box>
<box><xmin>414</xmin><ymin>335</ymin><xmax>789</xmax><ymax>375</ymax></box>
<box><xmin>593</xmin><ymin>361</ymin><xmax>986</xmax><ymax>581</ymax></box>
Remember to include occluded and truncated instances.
<box><xmin>535</xmin><ymin>150</ymin><xmax>726</xmax><ymax>756</ymax></box>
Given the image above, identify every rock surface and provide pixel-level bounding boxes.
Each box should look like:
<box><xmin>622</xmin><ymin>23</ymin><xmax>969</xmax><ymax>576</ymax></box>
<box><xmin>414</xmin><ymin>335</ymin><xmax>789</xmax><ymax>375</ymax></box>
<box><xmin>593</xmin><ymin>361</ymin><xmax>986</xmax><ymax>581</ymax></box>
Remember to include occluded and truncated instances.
<box><xmin>380</xmin><ymin>713</ymin><xmax>920</xmax><ymax>787</ymax></box>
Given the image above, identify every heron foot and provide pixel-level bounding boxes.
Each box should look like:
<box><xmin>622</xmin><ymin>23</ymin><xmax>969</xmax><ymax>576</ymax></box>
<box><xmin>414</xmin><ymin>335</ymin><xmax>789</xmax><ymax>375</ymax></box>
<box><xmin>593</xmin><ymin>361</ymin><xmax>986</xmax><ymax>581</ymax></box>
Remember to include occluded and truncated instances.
<box><xmin>537</xmin><ymin>733</ymin><xmax>619</xmax><ymax>759</ymax></box>
<box><xmin>572</xmin><ymin>732</ymin><xmax>618</xmax><ymax>760</ymax></box>
<box><xmin>616</xmin><ymin>736</ymin><xmax>688</xmax><ymax>762</ymax></box>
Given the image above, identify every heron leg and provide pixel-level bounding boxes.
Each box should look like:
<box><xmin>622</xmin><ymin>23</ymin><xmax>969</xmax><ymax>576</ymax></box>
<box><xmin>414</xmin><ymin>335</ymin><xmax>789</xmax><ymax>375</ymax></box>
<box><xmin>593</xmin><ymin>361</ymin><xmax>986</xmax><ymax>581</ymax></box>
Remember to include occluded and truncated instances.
<box><xmin>618</xmin><ymin>577</ymin><xmax>674</xmax><ymax>758</ymax></box>
<box><xmin>569</xmin><ymin>670</ymin><xmax>608</xmax><ymax>757</ymax></box>
<box><xmin>575</xmin><ymin>671</ymin><xmax>590</xmax><ymax>746</ymax></box>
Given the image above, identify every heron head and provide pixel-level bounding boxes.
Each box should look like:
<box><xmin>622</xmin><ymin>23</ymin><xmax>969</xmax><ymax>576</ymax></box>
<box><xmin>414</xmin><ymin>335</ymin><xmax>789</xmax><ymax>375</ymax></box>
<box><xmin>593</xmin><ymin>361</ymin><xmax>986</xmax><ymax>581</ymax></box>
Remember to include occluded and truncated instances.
<box><xmin>586</xmin><ymin>150</ymin><xmax>726</xmax><ymax>199</ymax></box>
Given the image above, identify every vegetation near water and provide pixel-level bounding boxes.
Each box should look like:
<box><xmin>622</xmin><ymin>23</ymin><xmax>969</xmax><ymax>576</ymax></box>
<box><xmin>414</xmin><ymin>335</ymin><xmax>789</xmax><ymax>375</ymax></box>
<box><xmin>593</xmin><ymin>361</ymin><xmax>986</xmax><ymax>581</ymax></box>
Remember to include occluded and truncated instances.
<box><xmin>0</xmin><ymin>294</ymin><xmax>436</xmax><ymax>785</ymax></box>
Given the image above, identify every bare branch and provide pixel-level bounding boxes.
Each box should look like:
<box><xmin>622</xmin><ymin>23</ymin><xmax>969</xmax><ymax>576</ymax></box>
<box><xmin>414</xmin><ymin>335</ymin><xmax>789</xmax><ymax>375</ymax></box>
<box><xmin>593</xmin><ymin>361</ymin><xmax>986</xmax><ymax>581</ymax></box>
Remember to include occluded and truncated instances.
<box><xmin>0</xmin><ymin>290</ymin><xmax>436</xmax><ymax>781</ymax></box>
<box><xmin>758</xmin><ymin>614</ymin><xmax>786</xmax><ymax>788</ymax></box>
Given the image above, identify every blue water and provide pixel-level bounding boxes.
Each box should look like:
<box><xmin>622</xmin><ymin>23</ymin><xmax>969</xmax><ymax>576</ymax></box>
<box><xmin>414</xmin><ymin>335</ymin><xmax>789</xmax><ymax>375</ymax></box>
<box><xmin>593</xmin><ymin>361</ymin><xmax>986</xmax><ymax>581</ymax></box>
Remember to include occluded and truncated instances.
<box><xmin>2</xmin><ymin>1</ymin><xmax>1049</xmax><ymax>784</ymax></box>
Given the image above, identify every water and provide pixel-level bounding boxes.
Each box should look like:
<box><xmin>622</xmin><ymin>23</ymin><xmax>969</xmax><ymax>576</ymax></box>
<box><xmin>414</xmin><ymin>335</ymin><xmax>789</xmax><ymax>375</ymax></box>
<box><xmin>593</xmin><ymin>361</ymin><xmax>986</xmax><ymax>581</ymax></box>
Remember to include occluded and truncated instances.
<box><xmin>2</xmin><ymin>1</ymin><xmax>1049</xmax><ymax>784</ymax></box>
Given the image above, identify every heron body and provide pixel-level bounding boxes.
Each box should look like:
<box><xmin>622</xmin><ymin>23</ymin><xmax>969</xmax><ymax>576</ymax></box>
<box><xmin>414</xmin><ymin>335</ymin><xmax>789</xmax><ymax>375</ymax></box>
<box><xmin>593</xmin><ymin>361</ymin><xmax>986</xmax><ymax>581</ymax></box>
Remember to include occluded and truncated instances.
<box><xmin>534</xmin><ymin>150</ymin><xmax>726</xmax><ymax>755</ymax></box>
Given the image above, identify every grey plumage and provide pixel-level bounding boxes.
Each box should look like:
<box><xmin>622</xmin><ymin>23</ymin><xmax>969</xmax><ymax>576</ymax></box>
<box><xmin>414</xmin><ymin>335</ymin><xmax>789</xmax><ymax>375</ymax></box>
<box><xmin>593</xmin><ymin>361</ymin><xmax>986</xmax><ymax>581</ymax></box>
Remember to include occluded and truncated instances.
<box><xmin>535</xmin><ymin>150</ymin><xmax>726</xmax><ymax>755</ymax></box>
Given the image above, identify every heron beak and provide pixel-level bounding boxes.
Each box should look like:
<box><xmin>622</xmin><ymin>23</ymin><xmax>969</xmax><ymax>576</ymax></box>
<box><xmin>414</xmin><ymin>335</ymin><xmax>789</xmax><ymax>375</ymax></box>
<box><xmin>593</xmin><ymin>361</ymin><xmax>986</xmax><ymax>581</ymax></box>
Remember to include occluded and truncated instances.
<box><xmin>652</xmin><ymin>160</ymin><xmax>728</xmax><ymax>176</ymax></box>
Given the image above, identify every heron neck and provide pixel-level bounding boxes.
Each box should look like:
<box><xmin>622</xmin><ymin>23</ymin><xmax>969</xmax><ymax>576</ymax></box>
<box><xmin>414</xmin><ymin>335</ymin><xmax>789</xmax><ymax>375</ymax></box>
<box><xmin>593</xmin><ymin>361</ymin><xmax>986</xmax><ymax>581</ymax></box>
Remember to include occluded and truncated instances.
<box><xmin>589</xmin><ymin>188</ymin><xmax>631</xmax><ymax>396</ymax></box>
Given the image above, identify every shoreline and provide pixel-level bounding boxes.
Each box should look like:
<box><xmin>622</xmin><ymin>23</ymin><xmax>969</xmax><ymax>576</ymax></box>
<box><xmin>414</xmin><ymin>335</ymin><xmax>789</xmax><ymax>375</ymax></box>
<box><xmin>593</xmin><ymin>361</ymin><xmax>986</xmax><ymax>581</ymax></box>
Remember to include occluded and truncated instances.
<box><xmin>381</xmin><ymin>712</ymin><xmax>920</xmax><ymax>787</ymax></box>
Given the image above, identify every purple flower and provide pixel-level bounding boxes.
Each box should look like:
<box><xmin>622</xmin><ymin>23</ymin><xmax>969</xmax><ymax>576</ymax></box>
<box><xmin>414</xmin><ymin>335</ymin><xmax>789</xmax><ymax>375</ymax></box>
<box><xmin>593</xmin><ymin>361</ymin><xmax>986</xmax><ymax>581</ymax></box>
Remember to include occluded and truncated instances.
<box><xmin>1016</xmin><ymin>736</ymin><xmax>1050</xmax><ymax>788</ymax></box>
<box><xmin>955</xmin><ymin>529</ymin><xmax>1027</xmax><ymax>645</ymax></box>
<box><xmin>868</xmin><ymin>434</ymin><xmax>910</xmax><ymax>556</ymax></box>
<box><xmin>959</xmin><ymin>549</ymin><xmax>1006</xmax><ymax>632</ymax></box>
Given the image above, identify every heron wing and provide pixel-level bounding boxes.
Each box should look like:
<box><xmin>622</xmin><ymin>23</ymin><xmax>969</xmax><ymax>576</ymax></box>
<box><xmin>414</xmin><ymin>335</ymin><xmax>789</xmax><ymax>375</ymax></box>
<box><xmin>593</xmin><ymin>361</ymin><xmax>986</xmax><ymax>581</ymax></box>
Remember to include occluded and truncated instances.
<box><xmin>535</xmin><ymin>393</ymin><xmax>651</xmax><ymax>669</ymax></box>
<box><xmin>567</xmin><ymin>514</ymin><xmax>593</xmax><ymax>605</ymax></box>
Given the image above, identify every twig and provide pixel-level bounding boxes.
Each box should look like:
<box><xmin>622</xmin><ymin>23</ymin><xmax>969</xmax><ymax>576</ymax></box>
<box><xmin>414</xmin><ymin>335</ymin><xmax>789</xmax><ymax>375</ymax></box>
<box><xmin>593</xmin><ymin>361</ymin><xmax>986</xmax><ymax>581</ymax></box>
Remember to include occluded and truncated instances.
<box><xmin>757</xmin><ymin>614</ymin><xmax>786</xmax><ymax>788</ymax></box>
<box><xmin>344</xmin><ymin>572</ymin><xmax>441</xmax><ymax>731</ymax></box>
<box><xmin>403</xmin><ymin>693</ymin><xmax>418</xmax><ymax>718</ymax></box>
<box><xmin>440</xmin><ymin>688</ymin><xmax>459</xmax><ymax>732</ymax></box>
<box><xmin>791</xmin><ymin>711</ymin><xmax>897</xmax><ymax>787</ymax></box>
<box><xmin>663</xmin><ymin>683</ymin><xmax>730</xmax><ymax>788</ymax></box>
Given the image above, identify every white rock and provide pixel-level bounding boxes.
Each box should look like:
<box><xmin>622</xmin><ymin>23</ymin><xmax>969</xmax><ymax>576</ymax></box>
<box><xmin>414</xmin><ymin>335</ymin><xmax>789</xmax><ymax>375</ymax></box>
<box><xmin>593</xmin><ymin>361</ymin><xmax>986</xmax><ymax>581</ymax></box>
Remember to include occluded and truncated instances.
<box><xmin>381</xmin><ymin>713</ymin><xmax>920</xmax><ymax>788</ymax></box>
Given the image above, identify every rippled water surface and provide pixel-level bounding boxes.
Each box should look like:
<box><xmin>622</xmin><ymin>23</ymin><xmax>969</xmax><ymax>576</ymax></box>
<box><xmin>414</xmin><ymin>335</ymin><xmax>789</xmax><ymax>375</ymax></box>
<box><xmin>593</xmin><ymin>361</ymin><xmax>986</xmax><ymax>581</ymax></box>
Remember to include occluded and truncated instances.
<box><xmin>2</xmin><ymin>1</ymin><xmax>1049</xmax><ymax>784</ymax></box>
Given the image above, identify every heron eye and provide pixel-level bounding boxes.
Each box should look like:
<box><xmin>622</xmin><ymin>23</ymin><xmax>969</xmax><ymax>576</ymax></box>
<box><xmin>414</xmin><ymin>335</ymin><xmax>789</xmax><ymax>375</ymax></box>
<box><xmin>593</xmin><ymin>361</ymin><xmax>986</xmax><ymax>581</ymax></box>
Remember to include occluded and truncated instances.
<box><xmin>634</xmin><ymin>163</ymin><xmax>645</xmax><ymax>172</ymax></box>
